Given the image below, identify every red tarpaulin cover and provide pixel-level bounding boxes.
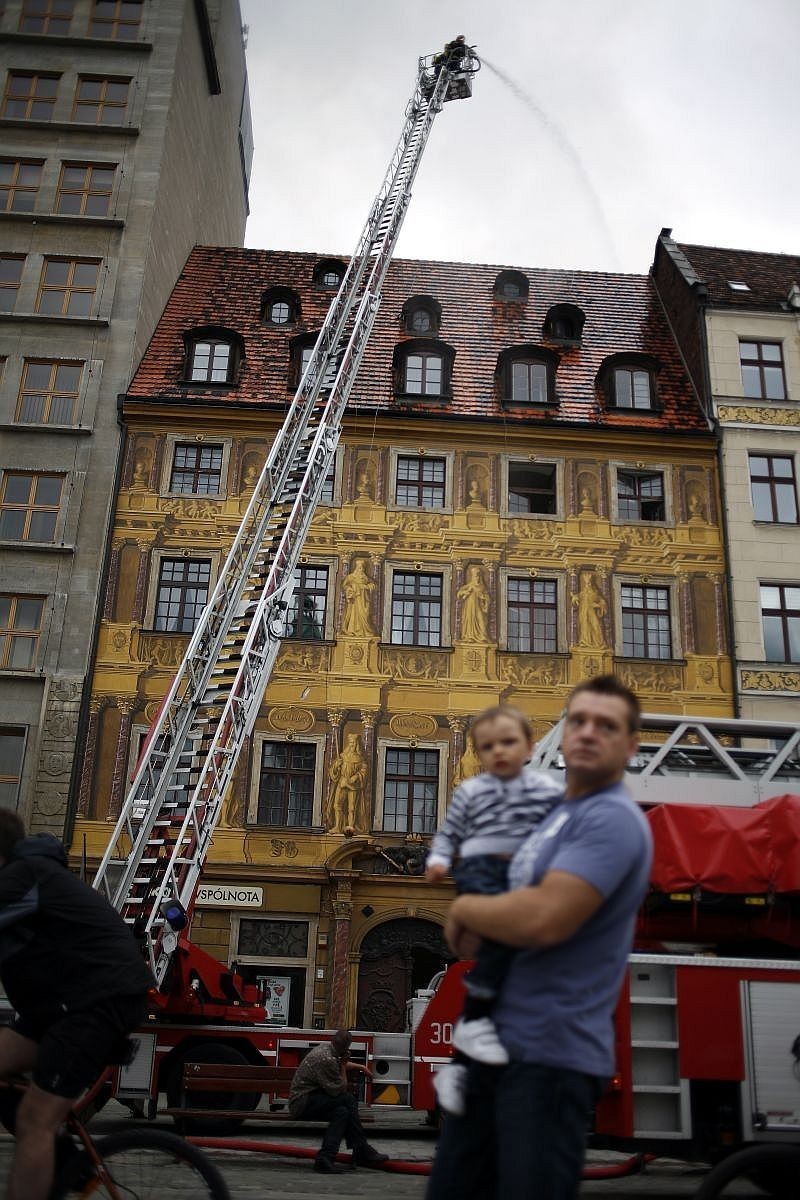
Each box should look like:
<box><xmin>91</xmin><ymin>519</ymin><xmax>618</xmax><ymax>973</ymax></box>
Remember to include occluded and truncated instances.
<box><xmin>646</xmin><ymin>794</ymin><xmax>800</xmax><ymax>895</ymax></box>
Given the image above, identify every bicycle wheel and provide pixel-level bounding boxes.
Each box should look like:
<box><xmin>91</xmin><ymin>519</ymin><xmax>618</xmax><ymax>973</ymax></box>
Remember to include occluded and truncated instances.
<box><xmin>694</xmin><ymin>1143</ymin><xmax>800</xmax><ymax>1199</ymax></box>
<box><xmin>55</xmin><ymin>1128</ymin><xmax>231</xmax><ymax>1199</ymax></box>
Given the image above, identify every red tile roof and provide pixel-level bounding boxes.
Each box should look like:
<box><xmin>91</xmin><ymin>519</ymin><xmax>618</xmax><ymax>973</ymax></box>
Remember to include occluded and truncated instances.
<box><xmin>128</xmin><ymin>247</ymin><xmax>709</xmax><ymax>434</ymax></box>
<box><xmin>678</xmin><ymin>243</ymin><xmax>800</xmax><ymax>310</ymax></box>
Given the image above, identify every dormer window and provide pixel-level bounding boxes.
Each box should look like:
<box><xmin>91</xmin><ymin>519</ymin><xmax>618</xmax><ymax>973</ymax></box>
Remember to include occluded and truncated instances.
<box><xmin>313</xmin><ymin>258</ymin><xmax>346</xmax><ymax>289</ymax></box>
<box><xmin>494</xmin><ymin>270</ymin><xmax>529</xmax><ymax>303</ymax></box>
<box><xmin>394</xmin><ymin>339</ymin><xmax>454</xmax><ymax>400</ymax></box>
<box><xmin>544</xmin><ymin>303</ymin><xmax>585</xmax><ymax>344</ymax></box>
<box><xmin>497</xmin><ymin>345</ymin><xmax>558</xmax><ymax>406</ymax></box>
<box><xmin>599</xmin><ymin>354</ymin><xmax>660</xmax><ymax>411</ymax></box>
<box><xmin>184</xmin><ymin>329</ymin><xmax>242</xmax><ymax>385</ymax></box>
<box><xmin>261</xmin><ymin>287</ymin><xmax>300</xmax><ymax>326</ymax></box>
<box><xmin>402</xmin><ymin>295</ymin><xmax>441</xmax><ymax>336</ymax></box>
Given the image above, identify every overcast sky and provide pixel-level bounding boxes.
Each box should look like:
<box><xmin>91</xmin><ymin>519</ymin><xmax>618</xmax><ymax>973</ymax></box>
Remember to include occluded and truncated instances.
<box><xmin>238</xmin><ymin>0</ymin><xmax>799</xmax><ymax>275</ymax></box>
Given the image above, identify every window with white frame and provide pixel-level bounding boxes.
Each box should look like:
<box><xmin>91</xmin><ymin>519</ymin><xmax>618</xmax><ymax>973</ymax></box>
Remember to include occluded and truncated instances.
<box><xmin>380</xmin><ymin>746</ymin><xmax>440</xmax><ymax>834</ymax></box>
<box><xmin>390</xmin><ymin>571</ymin><xmax>443</xmax><ymax>646</ymax></box>
<box><xmin>506</xmin><ymin>577</ymin><xmax>558</xmax><ymax>653</ymax></box>
<box><xmin>249</xmin><ymin>737</ymin><xmax>325</xmax><ymax>828</ymax></box>
<box><xmin>620</xmin><ymin>583</ymin><xmax>672</xmax><ymax>660</ymax></box>
<box><xmin>760</xmin><ymin>583</ymin><xmax>800</xmax><ymax>663</ymax></box>
<box><xmin>285</xmin><ymin>564</ymin><xmax>328</xmax><ymax>640</ymax></box>
<box><xmin>505</xmin><ymin>460</ymin><xmax>558</xmax><ymax>516</ymax></box>
<box><xmin>153</xmin><ymin>558</ymin><xmax>212</xmax><ymax>633</ymax></box>
<box><xmin>749</xmin><ymin>455</ymin><xmax>798</xmax><ymax>524</ymax></box>
<box><xmin>617</xmin><ymin>470</ymin><xmax>666</xmax><ymax>522</ymax></box>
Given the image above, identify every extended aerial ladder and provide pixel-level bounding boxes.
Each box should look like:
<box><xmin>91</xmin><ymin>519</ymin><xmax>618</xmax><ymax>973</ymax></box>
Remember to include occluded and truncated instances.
<box><xmin>92</xmin><ymin>41</ymin><xmax>481</xmax><ymax>988</ymax></box>
<box><xmin>531</xmin><ymin>711</ymin><xmax>800</xmax><ymax>807</ymax></box>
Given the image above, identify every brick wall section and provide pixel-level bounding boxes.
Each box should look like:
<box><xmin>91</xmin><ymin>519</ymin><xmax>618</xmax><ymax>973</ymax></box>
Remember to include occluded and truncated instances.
<box><xmin>127</xmin><ymin>248</ymin><xmax>709</xmax><ymax>436</ymax></box>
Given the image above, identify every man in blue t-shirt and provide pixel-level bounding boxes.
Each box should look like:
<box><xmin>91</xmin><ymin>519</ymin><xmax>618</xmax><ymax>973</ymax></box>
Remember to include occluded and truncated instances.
<box><xmin>427</xmin><ymin>675</ymin><xmax>653</xmax><ymax>1200</ymax></box>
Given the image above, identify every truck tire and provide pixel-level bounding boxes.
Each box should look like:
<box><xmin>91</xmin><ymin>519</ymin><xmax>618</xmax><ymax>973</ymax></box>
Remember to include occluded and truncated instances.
<box><xmin>166</xmin><ymin>1041</ymin><xmax>260</xmax><ymax>1136</ymax></box>
<box><xmin>694</xmin><ymin>1144</ymin><xmax>800</xmax><ymax>1199</ymax></box>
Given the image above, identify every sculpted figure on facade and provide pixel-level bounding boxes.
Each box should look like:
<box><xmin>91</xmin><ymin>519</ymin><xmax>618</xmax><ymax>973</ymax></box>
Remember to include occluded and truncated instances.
<box><xmin>327</xmin><ymin>733</ymin><xmax>369</xmax><ymax>833</ymax></box>
<box><xmin>454</xmin><ymin>736</ymin><xmax>481</xmax><ymax>785</ymax></box>
<box><xmin>354</xmin><ymin>459</ymin><xmax>376</xmax><ymax>501</ymax></box>
<box><xmin>341</xmin><ymin>558</ymin><xmax>375</xmax><ymax>636</ymax></box>
<box><xmin>131</xmin><ymin>443</ymin><xmax>152</xmax><ymax>488</ymax></box>
<box><xmin>573</xmin><ymin>571</ymin><xmax>607</xmax><ymax>648</ymax></box>
<box><xmin>465</xmin><ymin>465</ymin><xmax>487</xmax><ymax>508</ymax></box>
<box><xmin>457</xmin><ymin>564</ymin><xmax>489</xmax><ymax>642</ymax></box>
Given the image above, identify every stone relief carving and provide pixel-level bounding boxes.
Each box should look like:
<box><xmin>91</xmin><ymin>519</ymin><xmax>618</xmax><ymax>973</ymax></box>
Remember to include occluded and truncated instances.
<box><xmin>136</xmin><ymin>635</ymin><xmax>186</xmax><ymax>668</ymax></box>
<box><xmin>159</xmin><ymin>496</ymin><xmax>220</xmax><ymax>520</ymax></box>
<box><xmin>394</xmin><ymin>512</ymin><xmax>445</xmax><ymax>532</ymax></box>
<box><xmin>618</xmin><ymin>662</ymin><xmax>683</xmax><ymax>694</ymax></box>
<box><xmin>131</xmin><ymin>442</ymin><xmax>153</xmax><ymax>488</ymax></box>
<box><xmin>499</xmin><ymin>656</ymin><xmax>567</xmax><ymax>687</ymax></box>
<box><xmin>276</xmin><ymin>643</ymin><xmax>330</xmax><ymax>673</ymax></box>
<box><xmin>381</xmin><ymin>648</ymin><xmax>447</xmax><ymax>680</ymax></box>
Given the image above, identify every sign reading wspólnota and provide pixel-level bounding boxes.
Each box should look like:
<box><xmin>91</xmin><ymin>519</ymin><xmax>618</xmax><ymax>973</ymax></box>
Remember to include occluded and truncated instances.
<box><xmin>196</xmin><ymin>883</ymin><xmax>263</xmax><ymax>908</ymax></box>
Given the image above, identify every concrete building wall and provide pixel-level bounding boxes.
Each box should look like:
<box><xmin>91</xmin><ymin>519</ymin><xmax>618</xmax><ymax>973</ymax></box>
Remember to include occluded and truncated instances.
<box><xmin>0</xmin><ymin>0</ymin><xmax>249</xmax><ymax>830</ymax></box>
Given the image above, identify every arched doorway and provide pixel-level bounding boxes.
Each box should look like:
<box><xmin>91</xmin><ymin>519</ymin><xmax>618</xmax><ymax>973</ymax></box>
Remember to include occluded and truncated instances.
<box><xmin>356</xmin><ymin>918</ymin><xmax>452</xmax><ymax>1032</ymax></box>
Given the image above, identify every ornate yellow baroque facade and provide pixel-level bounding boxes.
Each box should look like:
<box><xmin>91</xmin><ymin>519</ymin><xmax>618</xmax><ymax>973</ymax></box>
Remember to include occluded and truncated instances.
<box><xmin>73</xmin><ymin>404</ymin><xmax>733</xmax><ymax>1030</ymax></box>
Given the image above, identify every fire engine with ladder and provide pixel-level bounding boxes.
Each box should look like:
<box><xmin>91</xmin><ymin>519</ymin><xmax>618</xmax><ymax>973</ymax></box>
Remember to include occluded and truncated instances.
<box><xmin>89</xmin><ymin>38</ymin><xmax>800</xmax><ymax>1176</ymax></box>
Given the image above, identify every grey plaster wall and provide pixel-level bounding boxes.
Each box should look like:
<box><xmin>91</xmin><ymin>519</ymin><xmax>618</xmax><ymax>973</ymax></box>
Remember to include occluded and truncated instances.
<box><xmin>0</xmin><ymin>0</ymin><xmax>249</xmax><ymax>832</ymax></box>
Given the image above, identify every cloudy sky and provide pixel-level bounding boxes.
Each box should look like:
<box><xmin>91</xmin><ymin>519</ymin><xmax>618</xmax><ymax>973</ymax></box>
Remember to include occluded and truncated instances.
<box><xmin>238</xmin><ymin>0</ymin><xmax>799</xmax><ymax>275</ymax></box>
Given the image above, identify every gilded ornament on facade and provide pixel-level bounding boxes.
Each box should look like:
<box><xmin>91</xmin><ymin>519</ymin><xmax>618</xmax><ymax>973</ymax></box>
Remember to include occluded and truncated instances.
<box><xmin>717</xmin><ymin>405</ymin><xmax>800</xmax><ymax>426</ymax></box>
<box><xmin>267</xmin><ymin>706</ymin><xmax>315</xmax><ymax>733</ymax></box>
<box><xmin>270</xmin><ymin>838</ymin><xmax>299</xmax><ymax>858</ymax></box>
<box><xmin>740</xmin><ymin>669</ymin><xmax>800</xmax><ymax>692</ymax></box>
<box><xmin>388</xmin><ymin>713</ymin><xmax>438</xmax><ymax>739</ymax></box>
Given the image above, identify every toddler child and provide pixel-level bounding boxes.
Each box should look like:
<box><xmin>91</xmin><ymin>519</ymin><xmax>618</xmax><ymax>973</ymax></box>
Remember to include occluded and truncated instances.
<box><xmin>425</xmin><ymin>704</ymin><xmax>562</xmax><ymax>1114</ymax></box>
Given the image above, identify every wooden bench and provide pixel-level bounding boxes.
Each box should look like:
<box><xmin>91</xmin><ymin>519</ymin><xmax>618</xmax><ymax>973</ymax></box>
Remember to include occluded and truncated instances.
<box><xmin>162</xmin><ymin>1062</ymin><xmax>372</xmax><ymax>1122</ymax></box>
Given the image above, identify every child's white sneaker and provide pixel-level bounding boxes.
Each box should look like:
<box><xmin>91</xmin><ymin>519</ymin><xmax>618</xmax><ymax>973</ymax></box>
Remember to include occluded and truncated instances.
<box><xmin>433</xmin><ymin>1063</ymin><xmax>468</xmax><ymax>1116</ymax></box>
<box><xmin>452</xmin><ymin>1017</ymin><xmax>509</xmax><ymax>1065</ymax></box>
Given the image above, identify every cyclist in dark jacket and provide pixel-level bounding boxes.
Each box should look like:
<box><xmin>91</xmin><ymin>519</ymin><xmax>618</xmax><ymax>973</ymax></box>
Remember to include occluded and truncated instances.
<box><xmin>0</xmin><ymin>809</ymin><xmax>154</xmax><ymax>1200</ymax></box>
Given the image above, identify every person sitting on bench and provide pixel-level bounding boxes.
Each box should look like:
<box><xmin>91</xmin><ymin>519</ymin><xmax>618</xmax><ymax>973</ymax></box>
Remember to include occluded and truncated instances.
<box><xmin>287</xmin><ymin>1030</ymin><xmax>389</xmax><ymax>1174</ymax></box>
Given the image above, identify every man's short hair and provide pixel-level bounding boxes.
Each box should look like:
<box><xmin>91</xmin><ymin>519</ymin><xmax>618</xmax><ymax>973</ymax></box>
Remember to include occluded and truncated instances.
<box><xmin>0</xmin><ymin>810</ymin><xmax>25</xmax><ymax>861</ymax></box>
<box><xmin>567</xmin><ymin>675</ymin><xmax>641</xmax><ymax>733</ymax></box>
<box><xmin>331</xmin><ymin>1029</ymin><xmax>352</xmax><ymax>1055</ymax></box>
<box><xmin>469</xmin><ymin>704</ymin><xmax>534</xmax><ymax>748</ymax></box>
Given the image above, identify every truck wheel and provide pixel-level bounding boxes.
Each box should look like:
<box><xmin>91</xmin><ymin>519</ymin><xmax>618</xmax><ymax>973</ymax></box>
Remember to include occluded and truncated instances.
<box><xmin>694</xmin><ymin>1144</ymin><xmax>800</xmax><ymax>1199</ymax></box>
<box><xmin>166</xmin><ymin>1042</ymin><xmax>260</xmax><ymax>1136</ymax></box>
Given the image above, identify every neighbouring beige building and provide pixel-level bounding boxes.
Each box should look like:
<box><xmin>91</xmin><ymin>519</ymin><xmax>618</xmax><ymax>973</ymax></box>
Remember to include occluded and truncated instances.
<box><xmin>653</xmin><ymin>232</ymin><xmax>800</xmax><ymax>721</ymax></box>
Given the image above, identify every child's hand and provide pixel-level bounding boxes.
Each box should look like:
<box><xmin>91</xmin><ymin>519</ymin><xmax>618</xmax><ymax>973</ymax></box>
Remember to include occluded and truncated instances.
<box><xmin>425</xmin><ymin>862</ymin><xmax>448</xmax><ymax>883</ymax></box>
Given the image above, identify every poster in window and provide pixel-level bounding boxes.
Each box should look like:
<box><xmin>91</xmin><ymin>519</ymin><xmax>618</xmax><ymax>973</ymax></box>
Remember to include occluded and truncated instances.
<box><xmin>260</xmin><ymin>975</ymin><xmax>291</xmax><ymax>1026</ymax></box>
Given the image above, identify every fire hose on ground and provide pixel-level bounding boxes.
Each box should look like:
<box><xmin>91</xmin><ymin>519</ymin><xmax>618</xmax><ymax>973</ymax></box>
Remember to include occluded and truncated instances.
<box><xmin>190</xmin><ymin>1137</ymin><xmax>655</xmax><ymax>1178</ymax></box>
